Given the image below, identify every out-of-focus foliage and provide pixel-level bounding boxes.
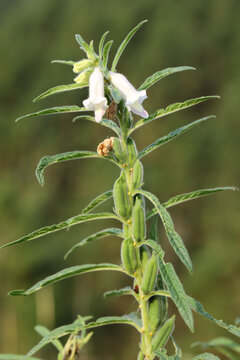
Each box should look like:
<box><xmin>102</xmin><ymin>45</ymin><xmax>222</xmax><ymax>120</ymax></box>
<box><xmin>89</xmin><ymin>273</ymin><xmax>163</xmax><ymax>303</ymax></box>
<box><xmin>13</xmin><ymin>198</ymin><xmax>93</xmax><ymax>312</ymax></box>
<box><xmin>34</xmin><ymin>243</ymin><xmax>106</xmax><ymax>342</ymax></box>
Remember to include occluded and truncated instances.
<box><xmin>0</xmin><ymin>0</ymin><xmax>239</xmax><ymax>359</ymax></box>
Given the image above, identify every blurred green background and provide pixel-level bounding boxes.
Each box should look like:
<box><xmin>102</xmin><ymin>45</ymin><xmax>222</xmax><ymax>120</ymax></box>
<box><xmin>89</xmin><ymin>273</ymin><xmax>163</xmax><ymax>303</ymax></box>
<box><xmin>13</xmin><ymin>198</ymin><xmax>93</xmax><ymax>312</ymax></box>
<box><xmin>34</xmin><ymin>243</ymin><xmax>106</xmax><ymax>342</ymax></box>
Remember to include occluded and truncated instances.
<box><xmin>0</xmin><ymin>0</ymin><xmax>239</xmax><ymax>359</ymax></box>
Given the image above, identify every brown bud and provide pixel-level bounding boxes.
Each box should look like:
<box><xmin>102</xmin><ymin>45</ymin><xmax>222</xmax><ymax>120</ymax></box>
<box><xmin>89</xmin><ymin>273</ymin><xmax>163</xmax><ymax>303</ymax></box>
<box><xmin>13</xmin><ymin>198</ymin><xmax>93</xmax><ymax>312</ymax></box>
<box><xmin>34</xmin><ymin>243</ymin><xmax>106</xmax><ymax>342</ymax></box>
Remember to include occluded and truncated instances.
<box><xmin>106</xmin><ymin>101</ymin><xmax>117</xmax><ymax>119</ymax></box>
<box><xmin>97</xmin><ymin>137</ymin><xmax>115</xmax><ymax>156</ymax></box>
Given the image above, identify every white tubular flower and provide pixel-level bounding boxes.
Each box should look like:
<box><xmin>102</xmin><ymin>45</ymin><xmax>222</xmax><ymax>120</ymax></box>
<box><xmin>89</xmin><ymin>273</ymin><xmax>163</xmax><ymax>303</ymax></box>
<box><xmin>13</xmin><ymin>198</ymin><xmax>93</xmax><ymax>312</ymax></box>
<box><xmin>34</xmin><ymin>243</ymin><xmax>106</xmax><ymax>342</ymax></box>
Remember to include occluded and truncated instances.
<box><xmin>83</xmin><ymin>67</ymin><xmax>108</xmax><ymax>123</ymax></box>
<box><xmin>109</xmin><ymin>72</ymin><xmax>148</xmax><ymax>118</ymax></box>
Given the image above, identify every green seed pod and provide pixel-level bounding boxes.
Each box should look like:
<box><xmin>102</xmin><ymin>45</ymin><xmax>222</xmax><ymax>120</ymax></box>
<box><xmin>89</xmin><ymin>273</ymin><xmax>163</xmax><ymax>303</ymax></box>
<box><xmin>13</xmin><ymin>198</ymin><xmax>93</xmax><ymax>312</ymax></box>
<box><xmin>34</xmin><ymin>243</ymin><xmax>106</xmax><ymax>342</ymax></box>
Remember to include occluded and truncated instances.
<box><xmin>148</xmin><ymin>296</ymin><xmax>162</xmax><ymax>334</ymax></box>
<box><xmin>141</xmin><ymin>255</ymin><xmax>158</xmax><ymax>294</ymax></box>
<box><xmin>114</xmin><ymin>171</ymin><xmax>130</xmax><ymax>220</ymax></box>
<box><xmin>137</xmin><ymin>351</ymin><xmax>145</xmax><ymax>360</ymax></box>
<box><xmin>122</xmin><ymin>224</ymin><xmax>130</xmax><ymax>238</ymax></box>
<box><xmin>131</xmin><ymin>160</ymin><xmax>143</xmax><ymax>192</ymax></box>
<box><xmin>132</xmin><ymin>196</ymin><xmax>146</xmax><ymax>242</ymax></box>
<box><xmin>127</xmin><ymin>137</ymin><xmax>138</xmax><ymax>167</ymax></box>
<box><xmin>156</xmin><ymin>274</ymin><xmax>168</xmax><ymax>326</ymax></box>
<box><xmin>121</xmin><ymin>237</ymin><xmax>137</xmax><ymax>274</ymax></box>
<box><xmin>140</xmin><ymin>245</ymin><xmax>150</xmax><ymax>273</ymax></box>
<box><xmin>151</xmin><ymin>316</ymin><xmax>175</xmax><ymax>352</ymax></box>
<box><xmin>113</xmin><ymin>138</ymin><xmax>125</xmax><ymax>164</ymax></box>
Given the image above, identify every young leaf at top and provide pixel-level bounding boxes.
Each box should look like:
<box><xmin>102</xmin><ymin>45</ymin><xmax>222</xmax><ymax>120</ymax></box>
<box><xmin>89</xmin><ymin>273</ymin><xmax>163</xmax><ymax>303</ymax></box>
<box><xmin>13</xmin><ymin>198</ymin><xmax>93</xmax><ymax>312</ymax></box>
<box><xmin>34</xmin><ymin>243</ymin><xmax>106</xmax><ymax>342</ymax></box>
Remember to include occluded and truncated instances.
<box><xmin>129</xmin><ymin>95</ymin><xmax>220</xmax><ymax>135</ymax></box>
<box><xmin>102</xmin><ymin>40</ymin><xmax>113</xmax><ymax>70</ymax></box>
<box><xmin>99</xmin><ymin>31</ymin><xmax>109</xmax><ymax>59</ymax></box>
<box><xmin>9</xmin><ymin>263</ymin><xmax>126</xmax><ymax>296</ymax></box>
<box><xmin>111</xmin><ymin>20</ymin><xmax>147</xmax><ymax>71</ymax></box>
<box><xmin>33</xmin><ymin>83</ymin><xmax>87</xmax><ymax>102</ymax></box>
<box><xmin>15</xmin><ymin>106</ymin><xmax>86</xmax><ymax>122</ymax></box>
<box><xmin>134</xmin><ymin>189</ymin><xmax>193</xmax><ymax>273</ymax></box>
<box><xmin>0</xmin><ymin>212</ymin><xmax>121</xmax><ymax>249</ymax></box>
<box><xmin>75</xmin><ymin>34</ymin><xmax>95</xmax><ymax>61</ymax></box>
<box><xmin>36</xmin><ymin>151</ymin><xmax>120</xmax><ymax>186</ymax></box>
<box><xmin>139</xmin><ymin>66</ymin><xmax>196</xmax><ymax>91</ymax></box>
<box><xmin>64</xmin><ymin>227</ymin><xmax>123</xmax><ymax>259</ymax></box>
<box><xmin>138</xmin><ymin>116</ymin><xmax>215</xmax><ymax>159</ymax></box>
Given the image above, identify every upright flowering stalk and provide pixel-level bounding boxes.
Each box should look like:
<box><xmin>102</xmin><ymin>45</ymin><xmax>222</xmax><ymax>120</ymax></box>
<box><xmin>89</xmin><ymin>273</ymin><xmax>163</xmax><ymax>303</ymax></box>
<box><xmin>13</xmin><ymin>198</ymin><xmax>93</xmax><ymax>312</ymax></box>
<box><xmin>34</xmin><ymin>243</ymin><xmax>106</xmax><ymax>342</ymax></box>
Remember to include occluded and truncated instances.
<box><xmin>2</xmin><ymin>21</ymin><xmax>239</xmax><ymax>360</ymax></box>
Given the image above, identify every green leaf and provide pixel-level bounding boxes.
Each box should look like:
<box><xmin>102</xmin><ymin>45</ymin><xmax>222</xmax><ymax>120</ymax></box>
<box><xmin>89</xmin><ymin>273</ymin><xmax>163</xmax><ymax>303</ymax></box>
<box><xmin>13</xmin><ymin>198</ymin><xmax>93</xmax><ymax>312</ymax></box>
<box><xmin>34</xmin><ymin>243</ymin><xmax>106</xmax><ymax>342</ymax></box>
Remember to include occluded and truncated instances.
<box><xmin>159</xmin><ymin>261</ymin><xmax>194</xmax><ymax>332</ymax></box>
<box><xmin>82</xmin><ymin>190</ymin><xmax>113</xmax><ymax>214</ymax></box>
<box><xmin>193</xmin><ymin>337</ymin><xmax>240</xmax><ymax>354</ymax></box>
<box><xmin>149</xmin><ymin>215</ymin><xmax>159</xmax><ymax>242</ymax></box>
<box><xmin>103</xmin><ymin>286</ymin><xmax>134</xmax><ymax>298</ymax></box>
<box><xmin>64</xmin><ymin>227</ymin><xmax>123</xmax><ymax>259</ymax></box>
<box><xmin>1</xmin><ymin>212</ymin><xmax>120</xmax><ymax>249</ymax></box>
<box><xmin>188</xmin><ymin>297</ymin><xmax>240</xmax><ymax>337</ymax></box>
<box><xmin>102</xmin><ymin>40</ymin><xmax>113</xmax><ymax>70</ymax></box>
<box><xmin>34</xmin><ymin>325</ymin><xmax>63</xmax><ymax>351</ymax></box>
<box><xmin>16</xmin><ymin>106</ymin><xmax>86</xmax><ymax>122</ymax></box>
<box><xmin>33</xmin><ymin>83</ymin><xmax>87</xmax><ymax>102</ymax></box>
<box><xmin>99</xmin><ymin>31</ymin><xmax>109</xmax><ymax>59</ymax></box>
<box><xmin>36</xmin><ymin>151</ymin><xmax>120</xmax><ymax>186</ymax></box>
<box><xmin>111</xmin><ymin>20</ymin><xmax>147</xmax><ymax>71</ymax></box>
<box><xmin>138</xmin><ymin>116</ymin><xmax>215</xmax><ymax>159</ymax></box>
<box><xmin>139</xmin><ymin>66</ymin><xmax>196</xmax><ymax>91</ymax></box>
<box><xmin>26</xmin><ymin>313</ymin><xmax>141</xmax><ymax>356</ymax></box>
<box><xmin>134</xmin><ymin>190</ymin><xmax>192</xmax><ymax>273</ymax></box>
<box><xmin>73</xmin><ymin>115</ymin><xmax>121</xmax><ymax>136</ymax></box>
<box><xmin>192</xmin><ymin>353</ymin><xmax>220</xmax><ymax>360</ymax></box>
<box><xmin>9</xmin><ymin>263</ymin><xmax>125</xmax><ymax>296</ymax></box>
<box><xmin>0</xmin><ymin>356</ymin><xmax>41</xmax><ymax>360</ymax></box>
<box><xmin>141</xmin><ymin>239</ymin><xmax>165</xmax><ymax>260</ymax></box>
<box><xmin>75</xmin><ymin>34</ymin><xmax>95</xmax><ymax>61</ymax></box>
<box><xmin>129</xmin><ymin>96</ymin><xmax>220</xmax><ymax>135</ymax></box>
<box><xmin>146</xmin><ymin>187</ymin><xmax>238</xmax><ymax>220</ymax></box>
<box><xmin>51</xmin><ymin>59</ymin><xmax>75</xmax><ymax>66</ymax></box>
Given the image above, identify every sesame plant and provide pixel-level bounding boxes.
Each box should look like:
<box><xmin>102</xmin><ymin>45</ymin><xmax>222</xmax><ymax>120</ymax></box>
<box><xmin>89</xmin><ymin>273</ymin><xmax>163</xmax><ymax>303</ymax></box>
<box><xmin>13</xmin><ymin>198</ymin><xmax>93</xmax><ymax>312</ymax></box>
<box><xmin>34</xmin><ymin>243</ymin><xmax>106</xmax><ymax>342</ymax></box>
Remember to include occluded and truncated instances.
<box><xmin>1</xmin><ymin>20</ymin><xmax>240</xmax><ymax>360</ymax></box>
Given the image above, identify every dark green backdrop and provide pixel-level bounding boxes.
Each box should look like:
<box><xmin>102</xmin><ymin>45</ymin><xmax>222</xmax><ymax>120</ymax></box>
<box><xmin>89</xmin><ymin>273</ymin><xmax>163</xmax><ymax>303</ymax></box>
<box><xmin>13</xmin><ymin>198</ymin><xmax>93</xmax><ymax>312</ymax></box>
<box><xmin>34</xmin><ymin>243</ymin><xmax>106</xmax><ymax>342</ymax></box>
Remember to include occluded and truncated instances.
<box><xmin>0</xmin><ymin>0</ymin><xmax>239</xmax><ymax>359</ymax></box>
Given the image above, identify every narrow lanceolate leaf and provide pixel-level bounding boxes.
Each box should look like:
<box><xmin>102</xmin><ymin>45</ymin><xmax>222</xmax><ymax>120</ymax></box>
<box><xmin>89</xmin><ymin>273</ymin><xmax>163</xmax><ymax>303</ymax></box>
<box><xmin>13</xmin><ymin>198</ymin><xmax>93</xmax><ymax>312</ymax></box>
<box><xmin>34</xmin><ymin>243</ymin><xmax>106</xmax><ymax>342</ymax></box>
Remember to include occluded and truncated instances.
<box><xmin>64</xmin><ymin>227</ymin><xmax>123</xmax><ymax>259</ymax></box>
<box><xmin>102</xmin><ymin>40</ymin><xmax>113</xmax><ymax>70</ymax></box>
<box><xmin>82</xmin><ymin>190</ymin><xmax>113</xmax><ymax>214</ymax></box>
<box><xmin>51</xmin><ymin>59</ymin><xmax>75</xmax><ymax>66</ymax></box>
<box><xmin>0</xmin><ymin>356</ymin><xmax>41</xmax><ymax>360</ymax></box>
<box><xmin>159</xmin><ymin>261</ymin><xmax>194</xmax><ymax>332</ymax></box>
<box><xmin>188</xmin><ymin>297</ymin><xmax>240</xmax><ymax>338</ymax></box>
<box><xmin>99</xmin><ymin>31</ymin><xmax>109</xmax><ymax>59</ymax></box>
<box><xmin>192</xmin><ymin>353</ymin><xmax>220</xmax><ymax>360</ymax></box>
<box><xmin>139</xmin><ymin>66</ymin><xmax>196</xmax><ymax>91</ymax></box>
<box><xmin>9</xmin><ymin>263</ymin><xmax>125</xmax><ymax>296</ymax></box>
<box><xmin>103</xmin><ymin>286</ymin><xmax>134</xmax><ymax>298</ymax></box>
<box><xmin>135</xmin><ymin>190</ymin><xmax>192</xmax><ymax>273</ymax></box>
<box><xmin>142</xmin><ymin>239</ymin><xmax>165</xmax><ymax>260</ymax></box>
<box><xmin>129</xmin><ymin>96</ymin><xmax>220</xmax><ymax>135</ymax></box>
<box><xmin>0</xmin><ymin>212</ymin><xmax>120</xmax><ymax>249</ymax></box>
<box><xmin>33</xmin><ymin>83</ymin><xmax>87</xmax><ymax>102</ymax></box>
<box><xmin>26</xmin><ymin>321</ymin><xmax>87</xmax><ymax>357</ymax></box>
<box><xmin>26</xmin><ymin>313</ymin><xmax>141</xmax><ymax>356</ymax></box>
<box><xmin>146</xmin><ymin>187</ymin><xmax>238</xmax><ymax>219</ymax></box>
<box><xmin>138</xmin><ymin>116</ymin><xmax>215</xmax><ymax>159</ymax></box>
<box><xmin>73</xmin><ymin>115</ymin><xmax>121</xmax><ymax>136</ymax></box>
<box><xmin>36</xmin><ymin>151</ymin><xmax>120</xmax><ymax>186</ymax></box>
<box><xmin>193</xmin><ymin>337</ymin><xmax>240</xmax><ymax>354</ymax></box>
<box><xmin>75</xmin><ymin>34</ymin><xmax>95</xmax><ymax>60</ymax></box>
<box><xmin>111</xmin><ymin>20</ymin><xmax>147</xmax><ymax>71</ymax></box>
<box><xmin>34</xmin><ymin>325</ymin><xmax>63</xmax><ymax>351</ymax></box>
<box><xmin>15</xmin><ymin>106</ymin><xmax>86</xmax><ymax>122</ymax></box>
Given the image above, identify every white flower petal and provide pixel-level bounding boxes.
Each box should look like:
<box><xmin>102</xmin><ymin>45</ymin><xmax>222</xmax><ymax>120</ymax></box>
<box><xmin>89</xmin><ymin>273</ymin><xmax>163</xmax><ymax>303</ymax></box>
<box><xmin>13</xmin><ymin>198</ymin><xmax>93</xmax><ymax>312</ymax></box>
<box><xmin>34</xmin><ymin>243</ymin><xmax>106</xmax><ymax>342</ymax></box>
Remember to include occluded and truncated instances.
<box><xmin>109</xmin><ymin>71</ymin><xmax>148</xmax><ymax>118</ymax></box>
